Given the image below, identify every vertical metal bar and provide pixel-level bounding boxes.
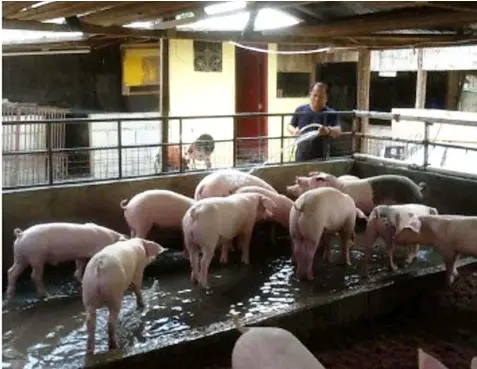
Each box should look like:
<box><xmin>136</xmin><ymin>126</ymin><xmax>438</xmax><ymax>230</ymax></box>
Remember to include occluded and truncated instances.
<box><xmin>323</xmin><ymin>113</ymin><xmax>328</xmax><ymax>160</ymax></box>
<box><xmin>280</xmin><ymin>115</ymin><xmax>284</xmax><ymax>164</ymax></box>
<box><xmin>117</xmin><ymin>120</ymin><xmax>123</xmax><ymax>178</ymax></box>
<box><xmin>351</xmin><ymin>114</ymin><xmax>358</xmax><ymax>154</ymax></box>
<box><xmin>233</xmin><ymin>116</ymin><xmax>237</xmax><ymax>167</ymax></box>
<box><xmin>179</xmin><ymin>118</ymin><xmax>183</xmax><ymax>173</ymax></box>
<box><xmin>423</xmin><ymin>121</ymin><xmax>430</xmax><ymax>168</ymax></box>
<box><xmin>47</xmin><ymin>122</ymin><xmax>53</xmax><ymax>185</ymax></box>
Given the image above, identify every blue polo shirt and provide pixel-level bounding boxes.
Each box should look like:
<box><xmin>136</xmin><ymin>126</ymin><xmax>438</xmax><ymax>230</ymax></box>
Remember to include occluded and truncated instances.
<box><xmin>290</xmin><ymin>104</ymin><xmax>340</xmax><ymax>160</ymax></box>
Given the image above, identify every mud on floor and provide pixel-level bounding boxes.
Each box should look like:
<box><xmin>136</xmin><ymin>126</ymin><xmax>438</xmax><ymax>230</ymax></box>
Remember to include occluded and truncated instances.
<box><xmin>205</xmin><ymin>266</ymin><xmax>477</xmax><ymax>369</ymax></box>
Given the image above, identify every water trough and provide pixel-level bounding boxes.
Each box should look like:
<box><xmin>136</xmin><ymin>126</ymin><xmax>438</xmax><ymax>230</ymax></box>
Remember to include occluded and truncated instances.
<box><xmin>3</xmin><ymin>158</ymin><xmax>477</xmax><ymax>369</ymax></box>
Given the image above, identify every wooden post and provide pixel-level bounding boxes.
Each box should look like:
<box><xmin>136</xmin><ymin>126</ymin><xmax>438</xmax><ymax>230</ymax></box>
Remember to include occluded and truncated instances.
<box><xmin>446</xmin><ymin>70</ymin><xmax>464</xmax><ymax>110</ymax></box>
<box><xmin>357</xmin><ymin>49</ymin><xmax>371</xmax><ymax>154</ymax></box>
<box><xmin>160</xmin><ymin>37</ymin><xmax>170</xmax><ymax>173</ymax></box>
<box><xmin>415</xmin><ymin>48</ymin><xmax>427</xmax><ymax>109</ymax></box>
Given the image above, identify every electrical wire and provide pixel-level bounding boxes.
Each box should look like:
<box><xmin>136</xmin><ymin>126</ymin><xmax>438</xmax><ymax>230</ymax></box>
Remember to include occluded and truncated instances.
<box><xmin>228</xmin><ymin>40</ymin><xmax>361</xmax><ymax>55</ymax></box>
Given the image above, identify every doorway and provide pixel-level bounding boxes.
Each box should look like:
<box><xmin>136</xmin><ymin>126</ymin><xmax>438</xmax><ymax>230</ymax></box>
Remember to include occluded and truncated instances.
<box><xmin>235</xmin><ymin>44</ymin><xmax>268</xmax><ymax>163</ymax></box>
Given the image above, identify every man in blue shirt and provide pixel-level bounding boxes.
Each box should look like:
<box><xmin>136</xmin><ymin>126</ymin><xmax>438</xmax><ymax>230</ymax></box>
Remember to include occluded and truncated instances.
<box><xmin>287</xmin><ymin>82</ymin><xmax>342</xmax><ymax>161</ymax></box>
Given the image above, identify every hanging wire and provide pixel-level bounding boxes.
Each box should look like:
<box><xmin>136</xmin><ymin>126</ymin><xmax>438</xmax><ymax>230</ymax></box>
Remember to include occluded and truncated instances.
<box><xmin>228</xmin><ymin>40</ymin><xmax>361</xmax><ymax>54</ymax></box>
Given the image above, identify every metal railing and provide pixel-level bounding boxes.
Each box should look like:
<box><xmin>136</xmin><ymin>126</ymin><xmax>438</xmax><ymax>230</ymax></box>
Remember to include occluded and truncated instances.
<box><xmin>2</xmin><ymin>109</ymin><xmax>477</xmax><ymax>189</ymax></box>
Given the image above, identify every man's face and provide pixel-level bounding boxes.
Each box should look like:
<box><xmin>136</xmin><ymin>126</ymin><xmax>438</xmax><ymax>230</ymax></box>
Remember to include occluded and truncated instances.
<box><xmin>310</xmin><ymin>85</ymin><xmax>328</xmax><ymax>110</ymax></box>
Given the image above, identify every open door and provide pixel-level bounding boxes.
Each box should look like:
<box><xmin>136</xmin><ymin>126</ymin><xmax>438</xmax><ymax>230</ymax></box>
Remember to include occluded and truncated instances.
<box><xmin>235</xmin><ymin>44</ymin><xmax>268</xmax><ymax>164</ymax></box>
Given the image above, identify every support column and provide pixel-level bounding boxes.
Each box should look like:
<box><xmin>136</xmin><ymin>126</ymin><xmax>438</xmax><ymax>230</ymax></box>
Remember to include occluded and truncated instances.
<box><xmin>357</xmin><ymin>49</ymin><xmax>371</xmax><ymax>154</ymax></box>
<box><xmin>415</xmin><ymin>48</ymin><xmax>427</xmax><ymax>109</ymax></box>
<box><xmin>160</xmin><ymin>37</ymin><xmax>170</xmax><ymax>173</ymax></box>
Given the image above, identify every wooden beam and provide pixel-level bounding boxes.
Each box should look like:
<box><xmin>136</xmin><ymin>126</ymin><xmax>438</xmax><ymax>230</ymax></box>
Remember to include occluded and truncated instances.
<box><xmin>2</xmin><ymin>1</ymin><xmax>39</xmax><ymax>17</ymax></box>
<box><xmin>357</xmin><ymin>49</ymin><xmax>371</xmax><ymax>154</ymax></box>
<box><xmin>424</xmin><ymin>2</ymin><xmax>477</xmax><ymax>14</ymax></box>
<box><xmin>2</xmin><ymin>19</ymin><xmax>165</xmax><ymax>38</ymax></box>
<box><xmin>415</xmin><ymin>48</ymin><xmax>427</xmax><ymax>109</ymax></box>
<box><xmin>160</xmin><ymin>37</ymin><xmax>170</xmax><ymax>172</ymax></box>
<box><xmin>14</xmin><ymin>2</ymin><xmax>125</xmax><ymax>22</ymax></box>
<box><xmin>268</xmin><ymin>8</ymin><xmax>477</xmax><ymax>38</ymax></box>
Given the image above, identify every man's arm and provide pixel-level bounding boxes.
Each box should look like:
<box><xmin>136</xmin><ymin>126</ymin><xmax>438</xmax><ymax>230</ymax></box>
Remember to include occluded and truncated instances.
<box><xmin>287</xmin><ymin>107</ymin><xmax>300</xmax><ymax>136</ymax></box>
<box><xmin>324</xmin><ymin>112</ymin><xmax>341</xmax><ymax>138</ymax></box>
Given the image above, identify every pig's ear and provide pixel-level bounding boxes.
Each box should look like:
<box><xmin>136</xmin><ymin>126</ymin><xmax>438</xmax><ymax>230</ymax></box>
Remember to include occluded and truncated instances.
<box><xmin>471</xmin><ymin>357</ymin><xmax>477</xmax><ymax>369</ymax></box>
<box><xmin>368</xmin><ymin>208</ymin><xmax>379</xmax><ymax>221</ymax></box>
<box><xmin>296</xmin><ymin>177</ymin><xmax>309</xmax><ymax>186</ymax></box>
<box><xmin>418</xmin><ymin>348</ymin><xmax>449</xmax><ymax>369</ymax></box>
<box><xmin>260</xmin><ymin>195</ymin><xmax>277</xmax><ymax>213</ymax></box>
<box><xmin>430</xmin><ymin>207</ymin><xmax>439</xmax><ymax>215</ymax></box>
<box><xmin>143</xmin><ymin>240</ymin><xmax>167</xmax><ymax>257</ymax></box>
<box><xmin>399</xmin><ymin>215</ymin><xmax>422</xmax><ymax>234</ymax></box>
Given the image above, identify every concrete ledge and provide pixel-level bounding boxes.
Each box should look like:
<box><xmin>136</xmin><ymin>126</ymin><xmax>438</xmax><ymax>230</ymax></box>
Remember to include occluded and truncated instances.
<box><xmin>83</xmin><ymin>257</ymin><xmax>477</xmax><ymax>369</ymax></box>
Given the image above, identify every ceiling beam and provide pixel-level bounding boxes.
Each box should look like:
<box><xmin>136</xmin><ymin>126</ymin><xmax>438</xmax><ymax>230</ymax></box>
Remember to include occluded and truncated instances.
<box><xmin>2</xmin><ymin>1</ymin><xmax>39</xmax><ymax>17</ymax></box>
<box><xmin>268</xmin><ymin>8</ymin><xmax>477</xmax><ymax>38</ymax></box>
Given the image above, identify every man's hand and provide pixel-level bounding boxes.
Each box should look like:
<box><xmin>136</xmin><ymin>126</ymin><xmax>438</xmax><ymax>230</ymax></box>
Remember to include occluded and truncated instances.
<box><xmin>318</xmin><ymin>126</ymin><xmax>331</xmax><ymax>136</ymax></box>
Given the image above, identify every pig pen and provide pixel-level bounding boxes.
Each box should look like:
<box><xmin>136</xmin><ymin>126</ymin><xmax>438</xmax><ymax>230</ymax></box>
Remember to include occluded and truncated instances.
<box><xmin>3</xmin><ymin>158</ymin><xmax>477</xmax><ymax>369</ymax></box>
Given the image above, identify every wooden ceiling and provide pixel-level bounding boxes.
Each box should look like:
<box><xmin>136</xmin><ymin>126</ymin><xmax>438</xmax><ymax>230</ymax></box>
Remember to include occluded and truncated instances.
<box><xmin>3</xmin><ymin>1</ymin><xmax>477</xmax><ymax>52</ymax></box>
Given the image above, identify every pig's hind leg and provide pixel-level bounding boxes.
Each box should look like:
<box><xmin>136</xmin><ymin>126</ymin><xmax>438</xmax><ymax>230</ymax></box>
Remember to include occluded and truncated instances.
<box><xmin>6</xmin><ymin>260</ymin><xmax>28</xmax><ymax>299</ymax></box>
<box><xmin>106</xmin><ymin>300</ymin><xmax>121</xmax><ymax>350</ymax></box>
<box><xmin>86</xmin><ymin>308</ymin><xmax>97</xmax><ymax>354</ymax></box>
<box><xmin>74</xmin><ymin>259</ymin><xmax>87</xmax><ymax>282</ymax></box>
<box><xmin>338</xmin><ymin>217</ymin><xmax>355</xmax><ymax>266</ymax></box>
<box><xmin>237</xmin><ymin>223</ymin><xmax>254</xmax><ymax>265</ymax></box>
<box><xmin>30</xmin><ymin>261</ymin><xmax>49</xmax><ymax>298</ymax></box>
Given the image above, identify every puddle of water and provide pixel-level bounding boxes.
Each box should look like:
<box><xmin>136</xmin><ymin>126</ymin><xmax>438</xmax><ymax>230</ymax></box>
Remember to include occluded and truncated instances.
<box><xmin>2</xmin><ymin>234</ymin><xmax>446</xmax><ymax>369</ymax></box>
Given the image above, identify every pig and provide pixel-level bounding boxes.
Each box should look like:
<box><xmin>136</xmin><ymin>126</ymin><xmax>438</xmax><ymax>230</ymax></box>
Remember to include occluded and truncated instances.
<box><xmin>194</xmin><ymin>169</ymin><xmax>277</xmax><ymax>200</ymax></box>
<box><xmin>82</xmin><ymin>237</ymin><xmax>167</xmax><ymax>354</ymax></box>
<box><xmin>120</xmin><ymin>189</ymin><xmax>196</xmax><ymax>238</ymax></box>
<box><xmin>390</xmin><ymin>214</ymin><xmax>477</xmax><ymax>285</ymax></box>
<box><xmin>290</xmin><ymin>187</ymin><xmax>368</xmax><ymax>280</ymax></box>
<box><xmin>233</xmin><ymin>186</ymin><xmax>293</xmax><ymax>229</ymax></box>
<box><xmin>363</xmin><ymin>204</ymin><xmax>439</xmax><ymax>273</ymax></box>
<box><xmin>287</xmin><ymin>172</ymin><xmax>426</xmax><ymax>215</ymax></box>
<box><xmin>418</xmin><ymin>348</ymin><xmax>449</xmax><ymax>369</ymax></box>
<box><xmin>182</xmin><ymin>192</ymin><xmax>277</xmax><ymax>288</ymax></box>
<box><xmin>6</xmin><ymin>222</ymin><xmax>126</xmax><ymax>300</ymax></box>
<box><xmin>231</xmin><ymin>315</ymin><xmax>327</xmax><ymax>369</ymax></box>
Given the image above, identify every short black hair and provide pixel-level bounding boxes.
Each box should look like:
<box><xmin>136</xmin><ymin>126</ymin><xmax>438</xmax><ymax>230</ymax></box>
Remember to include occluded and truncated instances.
<box><xmin>310</xmin><ymin>82</ymin><xmax>329</xmax><ymax>97</ymax></box>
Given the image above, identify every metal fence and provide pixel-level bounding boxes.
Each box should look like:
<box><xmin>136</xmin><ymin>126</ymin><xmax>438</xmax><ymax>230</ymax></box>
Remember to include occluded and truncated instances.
<box><xmin>2</xmin><ymin>108</ymin><xmax>477</xmax><ymax>189</ymax></box>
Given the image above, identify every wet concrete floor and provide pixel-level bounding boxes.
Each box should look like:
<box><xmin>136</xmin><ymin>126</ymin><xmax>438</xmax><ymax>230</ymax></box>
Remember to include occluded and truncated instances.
<box><xmin>2</xmin><ymin>233</ymin><xmax>452</xmax><ymax>369</ymax></box>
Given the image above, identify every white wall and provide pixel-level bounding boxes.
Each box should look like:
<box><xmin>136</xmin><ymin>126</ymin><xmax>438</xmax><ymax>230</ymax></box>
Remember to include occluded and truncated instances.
<box><xmin>88</xmin><ymin>112</ymin><xmax>162</xmax><ymax>179</ymax></box>
<box><xmin>168</xmin><ymin>39</ymin><xmax>235</xmax><ymax>169</ymax></box>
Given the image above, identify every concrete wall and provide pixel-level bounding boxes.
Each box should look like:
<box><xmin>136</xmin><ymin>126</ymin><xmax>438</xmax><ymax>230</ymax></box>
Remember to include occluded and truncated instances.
<box><xmin>2</xmin><ymin>160</ymin><xmax>353</xmax><ymax>273</ymax></box>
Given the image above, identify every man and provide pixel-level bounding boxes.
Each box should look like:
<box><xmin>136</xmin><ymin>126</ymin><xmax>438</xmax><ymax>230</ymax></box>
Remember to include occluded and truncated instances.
<box><xmin>287</xmin><ymin>82</ymin><xmax>341</xmax><ymax>162</ymax></box>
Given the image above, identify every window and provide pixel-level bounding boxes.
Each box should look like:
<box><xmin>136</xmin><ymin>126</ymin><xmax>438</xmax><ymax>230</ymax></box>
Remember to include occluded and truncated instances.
<box><xmin>277</xmin><ymin>72</ymin><xmax>310</xmax><ymax>98</ymax></box>
<box><xmin>193</xmin><ymin>41</ymin><xmax>223</xmax><ymax>72</ymax></box>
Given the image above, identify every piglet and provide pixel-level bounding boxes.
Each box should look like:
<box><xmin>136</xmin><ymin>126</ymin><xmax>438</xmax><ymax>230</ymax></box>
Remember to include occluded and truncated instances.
<box><xmin>363</xmin><ymin>204</ymin><xmax>438</xmax><ymax>273</ymax></box>
<box><xmin>287</xmin><ymin>172</ymin><xmax>425</xmax><ymax>215</ymax></box>
<box><xmin>231</xmin><ymin>315</ymin><xmax>326</xmax><ymax>369</ymax></box>
<box><xmin>120</xmin><ymin>189</ymin><xmax>195</xmax><ymax>238</ymax></box>
<box><xmin>182</xmin><ymin>192</ymin><xmax>277</xmax><ymax>288</ymax></box>
<box><xmin>194</xmin><ymin>169</ymin><xmax>277</xmax><ymax>200</ymax></box>
<box><xmin>290</xmin><ymin>187</ymin><xmax>367</xmax><ymax>280</ymax></box>
<box><xmin>6</xmin><ymin>222</ymin><xmax>126</xmax><ymax>300</ymax></box>
<box><xmin>392</xmin><ymin>214</ymin><xmax>477</xmax><ymax>285</ymax></box>
<box><xmin>82</xmin><ymin>237</ymin><xmax>167</xmax><ymax>354</ymax></box>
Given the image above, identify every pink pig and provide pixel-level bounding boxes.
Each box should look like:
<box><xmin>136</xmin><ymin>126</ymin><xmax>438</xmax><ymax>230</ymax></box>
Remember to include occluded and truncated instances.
<box><xmin>120</xmin><ymin>189</ymin><xmax>196</xmax><ymax>237</ymax></box>
<box><xmin>182</xmin><ymin>193</ymin><xmax>277</xmax><ymax>288</ymax></box>
<box><xmin>391</xmin><ymin>214</ymin><xmax>477</xmax><ymax>285</ymax></box>
<box><xmin>287</xmin><ymin>172</ymin><xmax>425</xmax><ymax>216</ymax></box>
<box><xmin>6</xmin><ymin>222</ymin><xmax>126</xmax><ymax>300</ymax></box>
<box><xmin>194</xmin><ymin>169</ymin><xmax>277</xmax><ymax>200</ymax></box>
<box><xmin>290</xmin><ymin>187</ymin><xmax>367</xmax><ymax>280</ymax></box>
<box><xmin>231</xmin><ymin>315</ymin><xmax>327</xmax><ymax>369</ymax></box>
<box><xmin>82</xmin><ymin>237</ymin><xmax>167</xmax><ymax>354</ymax></box>
<box><xmin>363</xmin><ymin>204</ymin><xmax>438</xmax><ymax>273</ymax></box>
<box><xmin>234</xmin><ymin>186</ymin><xmax>293</xmax><ymax>229</ymax></box>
